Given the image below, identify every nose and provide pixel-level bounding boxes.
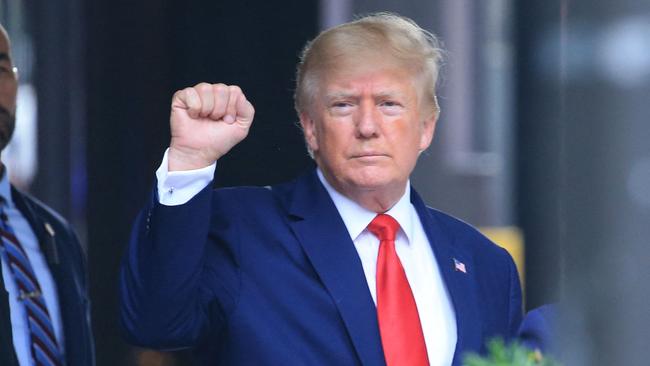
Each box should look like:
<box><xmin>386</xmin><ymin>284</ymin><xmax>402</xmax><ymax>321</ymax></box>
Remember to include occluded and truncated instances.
<box><xmin>355</xmin><ymin>102</ymin><xmax>379</xmax><ymax>138</ymax></box>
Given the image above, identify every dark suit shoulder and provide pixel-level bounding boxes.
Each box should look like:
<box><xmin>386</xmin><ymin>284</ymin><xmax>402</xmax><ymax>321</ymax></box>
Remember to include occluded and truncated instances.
<box><xmin>426</xmin><ymin>207</ymin><xmax>500</xmax><ymax>248</ymax></box>
<box><xmin>518</xmin><ymin>304</ymin><xmax>556</xmax><ymax>353</ymax></box>
<box><xmin>422</xmin><ymin>205</ymin><xmax>517</xmax><ymax>278</ymax></box>
<box><xmin>13</xmin><ymin>189</ymin><xmax>77</xmax><ymax>239</ymax></box>
<box><xmin>212</xmin><ymin>176</ymin><xmax>300</xmax><ymax>212</ymax></box>
<box><xmin>11</xmin><ymin>188</ymin><xmax>86</xmax><ymax>267</ymax></box>
<box><xmin>17</xmin><ymin>191</ymin><xmax>68</xmax><ymax>224</ymax></box>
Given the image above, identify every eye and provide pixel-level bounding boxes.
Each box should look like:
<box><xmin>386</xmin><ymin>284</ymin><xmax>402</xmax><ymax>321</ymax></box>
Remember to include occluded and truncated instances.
<box><xmin>379</xmin><ymin>100</ymin><xmax>404</xmax><ymax>115</ymax></box>
<box><xmin>328</xmin><ymin>101</ymin><xmax>355</xmax><ymax>116</ymax></box>
<box><xmin>380</xmin><ymin>100</ymin><xmax>400</xmax><ymax>107</ymax></box>
<box><xmin>332</xmin><ymin>102</ymin><xmax>351</xmax><ymax>108</ymax></box>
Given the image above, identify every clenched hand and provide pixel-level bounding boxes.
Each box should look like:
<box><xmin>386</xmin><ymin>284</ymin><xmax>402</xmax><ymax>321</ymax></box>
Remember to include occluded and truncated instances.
<box><xmin>168</xmin><ymin>83</ymin><xmax>255</xmax><ymax>171</ymax></box>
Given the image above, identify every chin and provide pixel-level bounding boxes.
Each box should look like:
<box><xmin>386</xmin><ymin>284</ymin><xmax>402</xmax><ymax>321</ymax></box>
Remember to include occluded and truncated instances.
<box><xmin>346</xmin><ymin>172</ymin><xmax>398</xmax><ymax>192</ymax></box>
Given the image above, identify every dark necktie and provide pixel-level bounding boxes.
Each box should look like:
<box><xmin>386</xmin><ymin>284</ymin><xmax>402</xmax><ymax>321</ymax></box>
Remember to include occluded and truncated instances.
<box><xmin>368</xmin><ymin>213</ymin><xmax>429</xmax><ymax>366</ymax></box>
<box><xmin>0</xmin><ymin>202</ymin><xmax>64</xmax><ymax>366</ymax></box>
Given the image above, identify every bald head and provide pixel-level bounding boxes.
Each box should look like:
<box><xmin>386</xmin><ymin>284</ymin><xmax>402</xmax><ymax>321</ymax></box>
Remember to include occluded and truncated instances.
<box><xmin>0</xmin><ymin>23</ymin><xmax>17</xmax><ymax>154</ymax></box>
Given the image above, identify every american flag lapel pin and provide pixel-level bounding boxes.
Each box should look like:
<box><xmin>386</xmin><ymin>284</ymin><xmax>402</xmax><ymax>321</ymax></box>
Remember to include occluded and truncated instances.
<box><xmin>453</xmin><ymin>258</ymin><xmax>467</xmax><ymax>273</ymax></box>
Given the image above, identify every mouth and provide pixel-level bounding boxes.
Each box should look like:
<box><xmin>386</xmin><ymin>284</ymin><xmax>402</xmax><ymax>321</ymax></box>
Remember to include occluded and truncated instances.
<box><xmin>350</xmin><ymin>153</ymin><xmax>389</xmax><ymax>161</ymax></box>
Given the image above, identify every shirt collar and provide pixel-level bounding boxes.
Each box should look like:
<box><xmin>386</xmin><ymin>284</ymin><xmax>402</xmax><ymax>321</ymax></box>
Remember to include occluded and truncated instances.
<box><xmin>0</xmin><ymin>165</ymin><xmax>13</xmax><ymax>207</ymax></box>
<box><xmin>316</xmin><ymin>168</ymin><xmax>413</xmax><ymax>243</ymax></box>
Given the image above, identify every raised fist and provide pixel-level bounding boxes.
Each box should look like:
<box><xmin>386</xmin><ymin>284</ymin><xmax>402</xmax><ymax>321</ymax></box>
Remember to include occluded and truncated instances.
<box><xmin>168</xmin><ymin>83</ymin><xmax>255</xmax><ymax>171</ymax></box>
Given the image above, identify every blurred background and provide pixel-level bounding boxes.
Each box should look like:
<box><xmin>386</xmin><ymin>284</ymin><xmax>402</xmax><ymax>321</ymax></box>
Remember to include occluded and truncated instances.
<box><xmin>1</xmin><ymin>0</ymin><xmax>649</xmax><ymax>364</ymax></box>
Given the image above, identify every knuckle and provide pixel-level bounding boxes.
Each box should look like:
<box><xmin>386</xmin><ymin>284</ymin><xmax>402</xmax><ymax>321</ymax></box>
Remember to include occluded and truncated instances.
<box><xmin>185</xmin><ymin>87</ymin><xmax>198</xmax><ymax>98</ymax></box>
<box><xmin>213</xmin><ymin>83</ymin><xmax>228</xmax><ymax>94</ymax></box>
<box><xmin>197</xmin><ymin>83</ymin><xmax>212</xmax><ymax>94</ymax></box>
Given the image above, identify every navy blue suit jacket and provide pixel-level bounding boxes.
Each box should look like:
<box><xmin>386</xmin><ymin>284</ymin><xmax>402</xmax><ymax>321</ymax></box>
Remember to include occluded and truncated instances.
<box><xmin>518</xmin><ymin>304</ymin><xmax>556</xmax><ymax>354</ymax></box>
<box><xmin>120</xmin><ymin>169</ymin><xmax>522</xmax><ymax>365</ymax></box>
<box><xmin>0</xmin><ymin>187</ymin><xmax>95</xmax><ymax>366</ymax></box>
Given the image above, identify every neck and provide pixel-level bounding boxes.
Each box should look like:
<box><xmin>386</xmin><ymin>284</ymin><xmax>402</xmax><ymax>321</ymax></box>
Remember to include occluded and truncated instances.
<box><xmin>350</xmin><ymin>191</ymin><xmax>402</xmax><ymax>213</ymax></box>
<box><xmin>325</xmin><ymin>176</ymin><xmax>406</xmax><ymax>213</ymax></box>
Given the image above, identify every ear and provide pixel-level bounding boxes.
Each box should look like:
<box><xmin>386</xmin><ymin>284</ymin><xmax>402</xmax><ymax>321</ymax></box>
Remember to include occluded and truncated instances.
<box><xmin>418</xmin><ymin>111</ymin><xmax>437</xmax><ymax>152</ymax></box>
<box><xmin>299</xmin><ymin>112</ymin><xmax>319</xmax><ymax>153</ymax></box>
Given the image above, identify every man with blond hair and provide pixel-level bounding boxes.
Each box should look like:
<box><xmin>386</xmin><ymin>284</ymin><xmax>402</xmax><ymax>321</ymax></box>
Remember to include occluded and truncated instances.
<box><xmin>120</xmin><ymin>13</ymin><xmax>521</xmax><ymax>366</ymax></box>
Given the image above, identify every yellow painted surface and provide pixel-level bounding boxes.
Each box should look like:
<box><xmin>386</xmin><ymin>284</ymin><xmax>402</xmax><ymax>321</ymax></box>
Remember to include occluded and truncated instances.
<box><xmin>479</xmin><ymin>226</ymin><xmax>525</xmax><ymax>291</ymax></box>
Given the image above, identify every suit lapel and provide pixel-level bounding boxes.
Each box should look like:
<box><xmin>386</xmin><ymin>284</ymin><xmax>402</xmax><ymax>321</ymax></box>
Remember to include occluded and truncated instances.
<box><xmin>410</xmin><ymin>188</ymin><xmax>482</xmax><ymax>365</ymax></box>
<box><xmin>10</xmin><ymin>188</ymin><xmax>84</xmax><ymax>365</ymax></box>
<box><xmin>11</xmin><ymin>188</ymin><xmax>59</xmax><ymax>267</ymax></box>
<box><xmin>285</xmin><ymin>171</ymin><xmax>386</xmax><ymax>366</ymax></box>
<box><xmin>281</xmin><ymin>172</ymin><xmax>484</xmax><ymax>365</ymax></box>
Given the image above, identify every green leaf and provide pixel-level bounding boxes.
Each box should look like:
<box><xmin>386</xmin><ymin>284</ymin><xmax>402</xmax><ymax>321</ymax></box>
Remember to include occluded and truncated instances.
<box><xmin>462</xmin><ymin>338</ymin><xmax>561</xmax><ymax>366</ymax></box>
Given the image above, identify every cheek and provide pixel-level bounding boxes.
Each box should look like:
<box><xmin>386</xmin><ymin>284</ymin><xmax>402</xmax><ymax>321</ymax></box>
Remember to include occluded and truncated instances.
<box><xmin>393</xmin><ymin>127</ymin><xmax>426</xmax><ymax>162</ymax></box>
<box><xmin>0</xmin><ymin>84</ymin><xmax>17</xmax><ymax>104</ymax></box>
<box><xmin>318</xmin><ymin>123</ymin><xmax>348</xmax><ymax>149</ymax></box>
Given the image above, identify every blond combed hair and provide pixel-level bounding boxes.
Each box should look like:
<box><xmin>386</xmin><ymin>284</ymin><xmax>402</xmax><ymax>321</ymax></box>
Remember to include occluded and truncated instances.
<box><xmin>294</xmin><ymin>12</ymin><xmax>444</xmax><ymax>118</ymax></box>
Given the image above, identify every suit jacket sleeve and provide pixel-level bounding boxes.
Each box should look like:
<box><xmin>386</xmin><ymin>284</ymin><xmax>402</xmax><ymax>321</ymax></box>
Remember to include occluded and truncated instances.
<box><xmin>507</xmin><ymin>250</ymin><xmax>523</xmax><ymax>338</ymax></box>
<box><xmin>119</xmin><ymin>182</ymin><xmax>240</xmax><ymax>349</ymax></box>
<box><xmin>60</xmin><ymin>216</ymin><xmax>96</xmax><ymax>366</ymax></box>
<box><xmin>517</xmin><ymin>304</ymin><xmax>556</xmax><ymax>353</ymax></box>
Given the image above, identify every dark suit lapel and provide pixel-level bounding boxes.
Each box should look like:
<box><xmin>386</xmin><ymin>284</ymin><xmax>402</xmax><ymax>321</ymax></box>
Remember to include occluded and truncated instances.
<box><xmin>410</xmin><ymin>188</ymin><xmax>482</xmax><ymax>365</ymax></box>
<box><xmin>10</xmin><ymin>188</ymin><xmax>65</xmax><ymax>295</ymax></box>
<box><xmin>10</xmin><ymin>187</ymin><xmax>84</xmax><ymax>365</ymax></box>
<box><xmin>285</xmin><ymin>171</ymin><xmax>386</xmax><ymax>366</ymax></box>
<box><xmin>11</xmin><ymin>188</ymin><xmax>59</xmax><ymax>267</ymax></box>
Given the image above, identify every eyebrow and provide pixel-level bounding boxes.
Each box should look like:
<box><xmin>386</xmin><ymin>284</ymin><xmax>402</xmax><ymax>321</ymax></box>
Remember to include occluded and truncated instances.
<box><xmin>324</xmin><ymin>91</ymin><xmax>405</xmax><ymax>100</ymax></box>
<box><xmin>373</xmin><ymin>91</ymin><xmax>405</xmax><ymax>99</ymax></box>
<box><xmin>324</xmin><ymin>92</ymin><xmax>356</xmax><ymax>100</ymax></box>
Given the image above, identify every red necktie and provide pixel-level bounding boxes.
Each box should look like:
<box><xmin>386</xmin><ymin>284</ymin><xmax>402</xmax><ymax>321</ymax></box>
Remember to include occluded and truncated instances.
<box><xmin>368</xmin><ymin>214</ymin><xmax>429</xmax><ymax>366</ymax></box>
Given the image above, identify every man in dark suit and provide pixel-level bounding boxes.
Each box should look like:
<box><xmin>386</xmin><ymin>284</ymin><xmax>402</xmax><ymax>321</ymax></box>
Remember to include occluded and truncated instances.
<box><xmin>518</xmin><ymin>304</ymin><xmax>556</xmax><ymax>355</ymax></box>
<box><xmin>0</xmin><ymin>24</ymin><xmax>95</xmax><ymax>366</ymax></box>
<box><xmin>120</xmin><ymin>13</ymin><xmax>521</xmax><ymax>365</ymax></box>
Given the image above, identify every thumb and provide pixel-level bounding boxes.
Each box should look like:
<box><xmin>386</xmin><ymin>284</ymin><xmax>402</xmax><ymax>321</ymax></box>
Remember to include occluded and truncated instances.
<box><xmin>172</xmin><ymin>87</ymin><xmax>201</xmax><ymax>119</ymax></box>
<box><xmin>236</xmin><ymin>95</ymin><xmax>255</xmax><ymax>124</ymax></box>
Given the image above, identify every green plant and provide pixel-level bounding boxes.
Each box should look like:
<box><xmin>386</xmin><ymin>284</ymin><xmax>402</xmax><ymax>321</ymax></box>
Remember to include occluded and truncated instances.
<box><xmin>463</xmin><ymin>338</ymin><xmax>560</xmax><ymax>366</ymax></box>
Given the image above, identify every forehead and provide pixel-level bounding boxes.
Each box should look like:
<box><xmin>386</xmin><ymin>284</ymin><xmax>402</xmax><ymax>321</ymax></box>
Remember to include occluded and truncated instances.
<box><xmin>318</xmin><ymin>60</ymin><xmax>419</xmax><ymax>97</ymax></box>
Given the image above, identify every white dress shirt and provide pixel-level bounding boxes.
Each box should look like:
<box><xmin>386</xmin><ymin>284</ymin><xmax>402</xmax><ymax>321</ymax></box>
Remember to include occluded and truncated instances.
<box><xmin>0</xmin><ymin>169</ymin><xmax>65</xmax><ymax>366</ymax></box>
<box><xmin>156</xmin><ymin>149</ymin><xmax>457</xmax><ymax>365</ymax></box>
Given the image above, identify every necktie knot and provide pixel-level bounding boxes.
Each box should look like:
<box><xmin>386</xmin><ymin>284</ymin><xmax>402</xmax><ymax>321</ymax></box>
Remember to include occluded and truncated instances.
<box><xmin>367</xmin><ymin>214</ymin><xmax>400</xmax><ymax>242</ymax></box>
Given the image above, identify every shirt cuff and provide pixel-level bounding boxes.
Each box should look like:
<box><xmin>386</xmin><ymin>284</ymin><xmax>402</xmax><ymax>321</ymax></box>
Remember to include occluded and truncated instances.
<box><xmin>155</xmin><ymin>149</ymin><xmax>216</xmax><ymax>206</ymax></box>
